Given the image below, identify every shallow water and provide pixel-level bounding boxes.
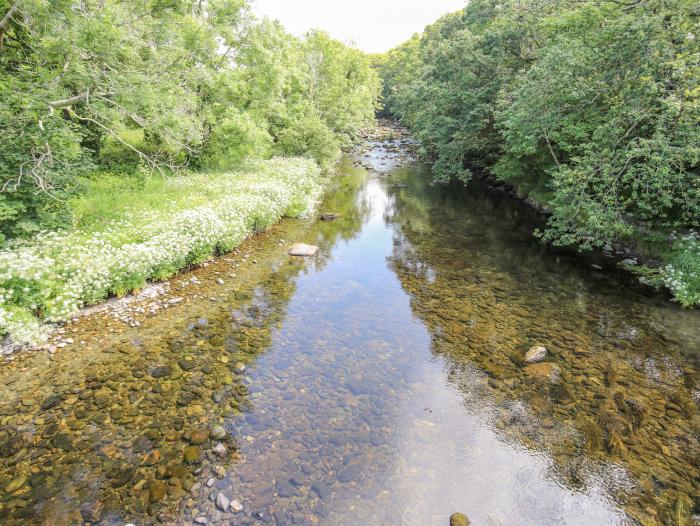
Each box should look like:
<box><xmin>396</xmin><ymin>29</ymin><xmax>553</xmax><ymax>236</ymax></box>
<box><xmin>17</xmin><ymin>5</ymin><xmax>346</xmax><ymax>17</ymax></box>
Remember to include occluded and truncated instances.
<box><xmin>0</xmin><ymin>133</ymin><xmax>698</xmax><ymax>526</ymax></box>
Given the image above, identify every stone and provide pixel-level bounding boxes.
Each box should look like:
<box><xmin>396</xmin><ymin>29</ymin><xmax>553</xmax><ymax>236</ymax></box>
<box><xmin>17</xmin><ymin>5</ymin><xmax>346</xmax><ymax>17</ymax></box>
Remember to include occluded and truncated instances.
<box><xmin>288</xmin><ymin>243</ymin><xmax>319</xmax><ymax>257</ymax></box>
<box><xmin>149</xmin><ymin>480</ymin><xmax>166</xmax><ymax>502</ymax></box>
<box><xmin>150</xmin><ymin>365</ymin><xmax>171</xmax><ymax>378</ymax></box>
<box><xmin>210</xmin><ymin>425</ymin><xmax>227</xmax><ymax>440</ymax></box>
<box><xmin>4</xmin><ymin>475</ymin><xmax>27</xmax><ymax>493</ymax></box>
<box><xmin>183</xmin><ymin>446</ymin><xmax>201</xmax><ymax>464</ymax></box>
<box><xmin>213</xmin><ymin>443</ymin><xmax>227</xmax><ymax>457</ymax></box>
<box><xmin>276</xmin><ymin>479</ymin><xmax>297</xmax><ymax>497</ymax></box>
<box><xmin>450</xmin><ymin>512</ymin><xmax>470</xmax><ymax>526</ymax></box>
<box><xmin>193</xmin><ymin>517</ymin><xmax>208</xmax><ymax>525</ymax></box>
<box><xmin>524</xmin><ymin>345</ymin><xmax>547</xmax><ymax>363</ymax></box>
<box><xmin>233</xmin><ymin>362</ymin><xmax>246</xmax><ymax>374</ymax></box>
<box><xmin>178</xmin><ymin>358</ymin><xmax>196</xmax><ymax>371</ymax></box>
<box><xmin>524</xmin><ymin>362</ymin><xmax>561</xmax><ymax>384</ymax></box>
<box><xmin>215</xmin><ymin>491</ymin><xmax>230</xmax><ymax>512</ymax></box>
<box><xmin>319</xmin><ymin>213</ymin><xmax>339</xmax><ymax>221</ymax></box>
<box><xmin>40</xmin><ymin>394</ymin><xmax>62</xmax><ymax>410</ymax></box>
<box><xmin>188</xmin><ymin>428</ymin><xmax>209</xmax><ymax>445</ymax></box>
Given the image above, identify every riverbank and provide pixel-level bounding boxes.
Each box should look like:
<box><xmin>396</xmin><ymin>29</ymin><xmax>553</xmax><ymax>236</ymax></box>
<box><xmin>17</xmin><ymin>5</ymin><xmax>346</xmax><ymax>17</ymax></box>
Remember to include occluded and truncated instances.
<box><xmin>0</xmin><ymin>157</ymin><xmax>325</xmax><ymax>350</ymax></box>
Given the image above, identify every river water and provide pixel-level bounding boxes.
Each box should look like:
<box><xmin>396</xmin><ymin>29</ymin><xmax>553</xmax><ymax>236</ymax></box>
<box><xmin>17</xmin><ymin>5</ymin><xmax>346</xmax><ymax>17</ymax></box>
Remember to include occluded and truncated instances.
<box><xmin>0</xmin><ymin>131</ymin><xmax>698</xmax><ymax>525</ymax></box>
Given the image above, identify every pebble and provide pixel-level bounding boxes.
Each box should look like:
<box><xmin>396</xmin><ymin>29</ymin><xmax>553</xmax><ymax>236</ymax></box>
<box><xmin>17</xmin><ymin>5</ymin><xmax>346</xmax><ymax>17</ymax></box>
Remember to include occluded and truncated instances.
<box><xmin>4</xmin><ymin>475</ymin><xmax>27</xmax><ymax>493</ymax></box>
<box><xmin>188</xmin><ymin>428</ymin><xmax>210</xmax><ymax>445</ymax></box>
<box><xmin>213</xmin><ymin>443</ymin><xmax>227</xmax><ymax>457</ymax></box>
<box><xmin>215</xmin><ymin>491</ymin><xmax>230</xmax><ymax>512</ymax></box>
<box><xmin>193</xmin><ymin>517</ymin><xmax>208</xmax><ymax>525</ymax></box>
<box><xmin>524</xmin><ymin>345</ymin><xmax>547</xmax><ymax>363</ymax></box>
<box><xmin>230</xmin><ymin>498</ymin><xmax>243</xmax><ymax>512</ymax></box>
<box><xmin>210</xmin><ymin>425</ymin><xmax>227</xmax><ymax>440</ymax></box>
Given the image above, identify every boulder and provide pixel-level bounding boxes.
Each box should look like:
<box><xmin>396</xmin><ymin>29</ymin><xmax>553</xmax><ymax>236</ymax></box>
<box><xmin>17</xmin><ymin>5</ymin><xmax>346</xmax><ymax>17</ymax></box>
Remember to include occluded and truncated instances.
<box><xmin>289</xmin><ymin>243</ymin><xmax>319</xmax><ymax>257</ymax></box>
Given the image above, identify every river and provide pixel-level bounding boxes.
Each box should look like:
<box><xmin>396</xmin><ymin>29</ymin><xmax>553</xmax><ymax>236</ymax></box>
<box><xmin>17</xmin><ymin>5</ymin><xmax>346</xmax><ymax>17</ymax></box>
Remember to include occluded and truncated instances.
<box><xmin>0</xmin><ymin>128</ymin><xmax>697</xmax><ymax>525</ymax></box>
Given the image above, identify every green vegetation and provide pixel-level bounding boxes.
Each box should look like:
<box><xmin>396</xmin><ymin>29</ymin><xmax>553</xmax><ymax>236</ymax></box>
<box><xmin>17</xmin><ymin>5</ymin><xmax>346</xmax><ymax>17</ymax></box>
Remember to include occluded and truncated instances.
<box><xmin>0</xmin><ymin>0</ymin><xmax>380</xmax><ymax>344</ymax></box>
<box><xmin>0</xmin><ymin>0</ymin><xmax>379</xmax><ymax>241</ymax></box>
<box><xmin>377</xmin><ymin>0</ymin><xmax>700</xmax><ymax>305</ymax></box>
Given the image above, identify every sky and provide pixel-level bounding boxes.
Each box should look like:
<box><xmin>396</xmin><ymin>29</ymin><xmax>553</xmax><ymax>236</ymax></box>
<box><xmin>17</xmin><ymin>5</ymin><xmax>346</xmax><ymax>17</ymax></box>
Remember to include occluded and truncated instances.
<box><xmin>251</xmin><ymin>0</ymin><xmax>468</xmax><ymax>54</ymax></box>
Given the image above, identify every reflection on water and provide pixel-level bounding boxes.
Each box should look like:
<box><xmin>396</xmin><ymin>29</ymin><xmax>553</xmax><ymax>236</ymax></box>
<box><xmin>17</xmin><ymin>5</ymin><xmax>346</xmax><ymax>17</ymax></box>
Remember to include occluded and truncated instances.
<box><xmin>0</xmin><ymin>135</ymin><xmax>697</xmax><ymax>525</ymax></box>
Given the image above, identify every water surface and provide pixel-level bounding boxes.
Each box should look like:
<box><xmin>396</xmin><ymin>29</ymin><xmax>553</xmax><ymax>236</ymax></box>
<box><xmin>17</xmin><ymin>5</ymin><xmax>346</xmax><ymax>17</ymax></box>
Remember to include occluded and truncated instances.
<box><xmin>0</xmin><ymin>133</ymin><xmax>698</xmax><ymax>525</ymax></box>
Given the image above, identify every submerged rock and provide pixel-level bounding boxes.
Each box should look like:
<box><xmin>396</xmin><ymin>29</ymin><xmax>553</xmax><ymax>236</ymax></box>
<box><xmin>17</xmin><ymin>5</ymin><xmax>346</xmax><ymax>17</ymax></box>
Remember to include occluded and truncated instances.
<box><xmin>216</xmin><ymin>491</ymin><xmax>230</xmax><ymax>511</ymax></box>
<box><xmin>150</xmin><ymin>365</ymin><xmax>171</xmax><ymax>378</ymax></box>
<box><xmin>450</xmin><ymin>512</ymin><xmax>470</xmax><ymax>526</ymax></box>
<box><xmin>320</xmin><ymin>213</ymin><xmax>339</xmax><ymax>221</ymax></box>
<box><xmin>524</xmin><ymin>362</ymin><xmax>561</xmax><ymax>384</ymax></box>
<box><xmin>4</xmin><ymin>475</ymin><xmax>27</xmax><ymax>493</ymax></box>
<box><xmin>210</xmin><ymin>425</ymin><xmax>227</xmax><ymax>440</ymax></box>
<box><xmin>183</xmin><ymin>446</ymin><xmax>201</xmax><ymax>464</ymax></box>
<box><xmin>149</xmin><ymin>480</ymin><xmax>166</xmax><ymax>502</ymax></box>
<box><xmin>524</xmin><ymin>345</ymin><xmax>547</xmax><ymax>363</ymax></box>
<box><xmin>288</xmin><ymin>243</ymin><xmax>319</xmax><ymax>257</ymax></box>
<box><xmin>187</xmin><ymin>428</ymin><xmax>210</xmax><ymax>445</ymax></box>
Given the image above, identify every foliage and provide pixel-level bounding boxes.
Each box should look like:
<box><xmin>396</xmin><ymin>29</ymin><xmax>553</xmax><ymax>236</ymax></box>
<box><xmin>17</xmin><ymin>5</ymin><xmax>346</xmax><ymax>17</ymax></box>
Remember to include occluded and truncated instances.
<box><xmin>0</xmin><ymin>0</ymin><xmax>380</xmax><ymax>240</ymax></box>
<box><xmin>379</xmin><ymin>0</ymin><xmax>700</xmax><ymax>305</ymax></box>
<box><xmin>0</xmin><ymin>157</ymin><xmax>323</xmax><ymax>344</ymax></box>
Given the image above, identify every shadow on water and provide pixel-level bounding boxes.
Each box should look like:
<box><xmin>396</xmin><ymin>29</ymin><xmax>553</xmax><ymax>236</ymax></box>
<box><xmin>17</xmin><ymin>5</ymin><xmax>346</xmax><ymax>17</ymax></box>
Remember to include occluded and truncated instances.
<box><xmin>0</xmin><ymin>136</ymin><xmax>697</xmax><ymax>526</ymax></box>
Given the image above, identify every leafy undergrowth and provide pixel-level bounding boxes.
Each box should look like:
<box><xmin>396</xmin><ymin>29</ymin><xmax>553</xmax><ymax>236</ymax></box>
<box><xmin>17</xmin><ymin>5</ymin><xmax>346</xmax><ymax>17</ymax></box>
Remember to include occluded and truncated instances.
<box><xmin>0</xmin><ymin>157</ymin><xmax>324</xmax><ymax>345</ymax></box>
<box><xmin>620</xmin><ymin>232</ymin><xmax>700</xmax><ymax>307</ymax></box>
<box><xmin>660</xmin><ymin>234</ymin><xmax>700</xmax><ymax>307</ymax></box>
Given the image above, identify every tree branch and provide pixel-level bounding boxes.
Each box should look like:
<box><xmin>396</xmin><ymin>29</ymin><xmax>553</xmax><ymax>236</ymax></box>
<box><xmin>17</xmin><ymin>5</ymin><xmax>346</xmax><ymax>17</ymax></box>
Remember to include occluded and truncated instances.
<box><xmin>0</xmin><ymin>1</ymin><xmax>20</xmax><ymax>47</ymax></box>
<box><xmin>544</xmin><ymin>130</ymin><xmax>561</xmax><ymax>167</ymax></box>
<box><xmin>68</xmin><ymin>109</ymin><xmax>165</xmax><ymax>176</ymax></box>
<box><xmin>48</xmin><ymin>90</ymin><xmax>115</xmax><ymax>108</ymax></box>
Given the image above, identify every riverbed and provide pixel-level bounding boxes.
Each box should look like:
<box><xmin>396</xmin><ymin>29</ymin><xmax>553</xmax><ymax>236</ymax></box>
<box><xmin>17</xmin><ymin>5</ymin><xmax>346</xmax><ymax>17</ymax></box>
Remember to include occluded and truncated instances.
<box><xmin>0</xmin><ymin>129</ymin><xmax>698</xmax><ymax>525</ymax></box>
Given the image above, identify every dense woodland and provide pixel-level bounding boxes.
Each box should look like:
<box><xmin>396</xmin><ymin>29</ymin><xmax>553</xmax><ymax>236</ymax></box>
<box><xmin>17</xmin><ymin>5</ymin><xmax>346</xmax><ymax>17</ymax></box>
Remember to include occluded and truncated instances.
<box><xmin>377</xmin><ymin>0</ymin><xmax>700</xmax><ymax>306</ymax></box>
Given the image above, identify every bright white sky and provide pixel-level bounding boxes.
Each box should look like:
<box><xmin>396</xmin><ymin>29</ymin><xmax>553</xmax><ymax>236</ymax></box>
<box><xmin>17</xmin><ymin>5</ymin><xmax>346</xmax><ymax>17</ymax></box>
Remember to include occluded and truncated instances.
<box><xmin>251</xmin><ymin>0</ymin><xmax>468</xmax><ymax>53</ymax></box>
